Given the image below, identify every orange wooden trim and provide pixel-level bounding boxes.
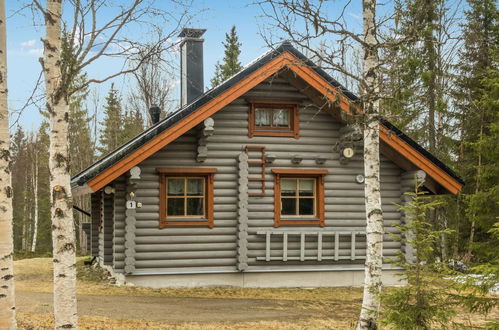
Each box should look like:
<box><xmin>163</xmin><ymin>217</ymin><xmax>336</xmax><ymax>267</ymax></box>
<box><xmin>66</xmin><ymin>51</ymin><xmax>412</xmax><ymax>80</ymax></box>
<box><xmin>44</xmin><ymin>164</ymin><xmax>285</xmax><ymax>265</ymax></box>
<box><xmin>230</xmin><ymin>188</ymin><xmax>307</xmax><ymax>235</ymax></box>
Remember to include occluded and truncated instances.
<box><xmin>206</xmin><ymin>173</ymin><xmax>214</xmax><ymax>228</ymax></box>
<box><xmin>273</xmin><ymin>171</ymin><xmax>326</xmax><ymax>227</ymax></box>
<box><xmin>86</xmin><ymin>50</ymin><xmax>461</xmax><ymax>195</ymax></box>
<box><xmin>280</xmin><ymin>219</ymin><xmax>322</xmax><ymax>225</ymax></box>
<box><xmin>248</xmin><ymin>101</ymin><xmax>299</xmax><ymax>139</ymax></box>
<box><xmin>318</xmin><ymin>175</ymin><xmax>325</xmax><ymax>227</ymax></box>
<box><xmin>246</xmin><ymin>99</ymin><xmax>303</xmax><ymax>105</ymax></box>
<box><xmin>379</xmin><ymin>127</ymin><xmax>462</xmax><ymax>194</ymax></box>
<box><xmin>252</xmin><ymin>131</ymin><xmax>296</xmax><ymax>137</ymax></box>
<box><xmin>156</xmin><ymin>168</ymin><xmax>218</xmax><ymax>174</ymax></box>
<box><xmin>159</xmin><ymin>221</ymin><xmax>212</xmax><ymax>228</ymax></box>
<box><xmin>159</xmin><ymin>175</ymin><xmax>166</xmax><ymax>228</ymax></box>
<box><xmin>158</xmin><ymin>171</ymin><xmax>215</xmax><ymax>228</ymax></box>
<box><xmin>271</xmin><ymin>169</ymin><xmax>329</xmax><ymax>175</ymax></box>
<box><xmin>274</xmin><ymin>174</ymin><xmax>281</xmax><ymax>228</ymax></box>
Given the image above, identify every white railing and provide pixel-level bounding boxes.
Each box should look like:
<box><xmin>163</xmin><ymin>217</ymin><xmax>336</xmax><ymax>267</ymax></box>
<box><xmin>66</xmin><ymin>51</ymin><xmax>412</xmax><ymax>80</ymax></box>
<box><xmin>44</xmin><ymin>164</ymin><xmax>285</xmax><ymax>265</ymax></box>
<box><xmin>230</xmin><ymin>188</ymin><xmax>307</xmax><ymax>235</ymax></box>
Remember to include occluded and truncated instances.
<box><xmin>256</xmin><ymin>231</ymin><xmax>366</xmax><ymax>262</ymax></box>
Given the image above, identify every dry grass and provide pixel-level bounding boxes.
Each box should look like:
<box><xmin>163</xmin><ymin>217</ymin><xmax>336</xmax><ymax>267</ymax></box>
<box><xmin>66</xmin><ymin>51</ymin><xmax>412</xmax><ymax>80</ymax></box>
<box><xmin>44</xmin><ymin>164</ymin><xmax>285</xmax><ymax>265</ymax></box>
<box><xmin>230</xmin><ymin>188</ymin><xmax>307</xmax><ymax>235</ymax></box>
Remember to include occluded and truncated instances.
<box><xmin>14</xmin><ymin>258</ymin><xmax>498</xmax><ymax>329</ymax></box>
<box><xmin>17</xmin><ymin>313</ymin><xmax>355</xmax><ymax>330</ymax></box>
<box><xmin>14</xmin><ymin>257</ymin><xmax>363</xmax><ymax>301</ymax></box>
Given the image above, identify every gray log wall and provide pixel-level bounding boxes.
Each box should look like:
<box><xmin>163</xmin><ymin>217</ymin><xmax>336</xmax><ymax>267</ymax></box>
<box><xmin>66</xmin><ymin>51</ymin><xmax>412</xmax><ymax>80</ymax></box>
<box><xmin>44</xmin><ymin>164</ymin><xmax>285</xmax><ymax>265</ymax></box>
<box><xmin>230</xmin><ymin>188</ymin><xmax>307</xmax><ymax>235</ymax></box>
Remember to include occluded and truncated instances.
<box><xmin>103</xmin><ymin>192</ymin><xmax>114</xmax><ymax>265</ymax></box>
<box><xmin>113</xmin><ymin>176</ymin><xmax>126</xmax><ymax>272</ymax></box>
<box><xmin>108</xmin><ymin>76</ymin><xmax>404</xmax><ymax>274</ymax></box>
<box><xmin>90</xmin><ymin>192</ymin><xmax>101</xmax><ymax>257</ymax></box>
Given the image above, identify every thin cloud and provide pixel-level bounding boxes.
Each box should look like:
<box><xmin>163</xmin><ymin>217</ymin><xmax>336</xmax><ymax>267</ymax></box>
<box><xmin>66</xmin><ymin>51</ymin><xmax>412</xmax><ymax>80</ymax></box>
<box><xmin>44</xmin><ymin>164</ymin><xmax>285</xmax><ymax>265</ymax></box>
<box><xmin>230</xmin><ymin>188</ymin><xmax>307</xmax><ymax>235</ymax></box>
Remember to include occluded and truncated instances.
<box><xmin>20</xmin><ymin>39</ymin><xmax>36</xmax><ymax>47</ymax></box>
<box><xmin>27</xmin><ymin>48</ymin><xmax>43</xmax><ymax>55</ymax></box>
<box><xmin>348</xmin><ymin>12</ymin><xmax>361</xmax><ymax>20</ymax></box>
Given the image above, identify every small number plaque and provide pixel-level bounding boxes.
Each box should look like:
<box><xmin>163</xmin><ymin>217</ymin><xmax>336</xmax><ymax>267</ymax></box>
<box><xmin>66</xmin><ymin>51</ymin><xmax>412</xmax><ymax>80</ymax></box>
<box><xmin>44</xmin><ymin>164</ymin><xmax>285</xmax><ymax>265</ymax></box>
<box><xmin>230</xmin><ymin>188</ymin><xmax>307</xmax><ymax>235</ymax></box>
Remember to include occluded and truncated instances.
<box><xmin>126</xmin><ymin>200</ymin><xmax>136</xmax><ymax>209</ymax></box>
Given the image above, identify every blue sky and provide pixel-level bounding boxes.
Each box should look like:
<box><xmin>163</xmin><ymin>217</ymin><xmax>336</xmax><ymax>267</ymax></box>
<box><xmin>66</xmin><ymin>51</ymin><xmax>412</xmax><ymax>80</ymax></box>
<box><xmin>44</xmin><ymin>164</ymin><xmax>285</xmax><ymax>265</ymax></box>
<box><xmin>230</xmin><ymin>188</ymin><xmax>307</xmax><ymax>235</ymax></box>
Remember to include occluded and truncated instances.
<box><xmin>6</xmin><ymin>0</ymin><xmax>364</xmax><ymax>131</ymax></box>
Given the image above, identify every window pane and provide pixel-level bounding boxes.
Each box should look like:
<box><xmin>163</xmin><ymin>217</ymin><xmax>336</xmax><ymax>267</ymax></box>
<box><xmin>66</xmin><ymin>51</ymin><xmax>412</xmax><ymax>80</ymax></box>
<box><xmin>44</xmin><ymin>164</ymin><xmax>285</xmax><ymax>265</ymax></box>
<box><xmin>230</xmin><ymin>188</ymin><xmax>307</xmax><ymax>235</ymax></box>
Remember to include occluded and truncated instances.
<box><xmin>273</xmin><ymin>109</ymin><xmax>289</xmax><ymax>127</ymax></box>
<box><xmin>255</xmin><ymin>108</ymin><xmax>272</xmax><ymax>126</ymax></box>
<box><xmin>187</xmin><ymin>178</ymin><xmax>203</xmax><ymax>196</ymax></box>
<box><xmin>299</xmin><ymin>179</ymin><xmax>315</xmax><ymax>196</ymax></box>
<box><xmin>281</xmin><ymin>198</ymin><xmax>296</xmax><ymax>215</ymax></box>
<box><xmin>187</xmin><ymin>198</ymin><xmax>204</xmax><ymax>216</ymax></box>
<box><xmin>167</xmin><ymin>198</ymin><xmax>184</xmax><ymax>216</ymax></box>
<box><xmin>299</xmin><ymin>198</ymin><xmax>314</xmax><ymax>215</ymax></box>
<box><xmin>168</xmin><ymin>178</ymin><xmax>184</xmax><ymax>196</ymax></box>
<box><xmin>281</xmin><ymin>179</ymin><xmax>296</xmax><ymax>196</ymax></box>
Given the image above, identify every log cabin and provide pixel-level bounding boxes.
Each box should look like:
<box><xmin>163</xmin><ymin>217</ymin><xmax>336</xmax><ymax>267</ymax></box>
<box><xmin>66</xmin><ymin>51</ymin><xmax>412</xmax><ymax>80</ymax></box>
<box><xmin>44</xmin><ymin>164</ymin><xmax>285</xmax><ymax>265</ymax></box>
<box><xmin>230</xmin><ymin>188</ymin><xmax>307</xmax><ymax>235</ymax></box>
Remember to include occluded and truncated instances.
<box><xmin>71</xmin><ymin>29</ymin><xmax>464</xmax><ymax>288</ymax></box>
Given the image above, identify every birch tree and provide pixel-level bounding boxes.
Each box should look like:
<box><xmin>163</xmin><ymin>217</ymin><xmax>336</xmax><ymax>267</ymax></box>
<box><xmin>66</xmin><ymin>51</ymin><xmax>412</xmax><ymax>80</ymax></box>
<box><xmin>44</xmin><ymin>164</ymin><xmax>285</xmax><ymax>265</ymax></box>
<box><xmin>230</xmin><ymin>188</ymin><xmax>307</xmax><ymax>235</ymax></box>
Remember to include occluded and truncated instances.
<box><xmin>358</xmin><ymin>1</ymin><xmax>383</xmax><ymax>327</ymax></box>
<box><xmin>0</xmin><ymin>0</ymin><xmax>16</xmax><ymax>327</ymax></box>
<box><xmin>33</xmin><ymin>0</ymin><xmax>192</xmax><ymax>326</ymax></box>
<box><xmin>258</xmin><ymin>1</ymin><xmax>385</xmax><ymax>327</ymax></box>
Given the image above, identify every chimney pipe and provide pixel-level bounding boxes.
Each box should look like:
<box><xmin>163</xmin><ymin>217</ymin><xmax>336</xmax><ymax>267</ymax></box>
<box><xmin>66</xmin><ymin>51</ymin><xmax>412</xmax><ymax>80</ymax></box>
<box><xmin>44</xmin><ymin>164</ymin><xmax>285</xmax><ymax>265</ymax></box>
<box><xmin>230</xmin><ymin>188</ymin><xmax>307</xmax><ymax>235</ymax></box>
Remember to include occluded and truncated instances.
<box><xmin>179</xmin><ymin>28</ymin><xmax>206</xmax><ymax>107</ymax></box>
<box><xmin>148</xmin><ymin>105</ymin><xmax>161</xmax><ymax>125</ymax></box>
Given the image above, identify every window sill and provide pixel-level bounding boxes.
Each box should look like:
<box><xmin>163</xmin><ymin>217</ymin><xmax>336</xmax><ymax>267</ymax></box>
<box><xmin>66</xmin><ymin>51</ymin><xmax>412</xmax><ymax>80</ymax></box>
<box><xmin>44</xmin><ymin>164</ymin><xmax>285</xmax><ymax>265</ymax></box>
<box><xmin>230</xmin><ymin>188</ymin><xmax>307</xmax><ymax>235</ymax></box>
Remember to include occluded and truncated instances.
<box><xmin>251</xmin><ymin>130</ymin><xmax>298</xmax><ymax>138</ymax></box>
<box><xmin>276</xmin><ymin>218</ymin><xmax>323</xmax><ymax>227</ymax></box>
<box><xmin>160</xmin><ymin>219</ymin><xmax>213</xmax><ymax>228</ymax></box>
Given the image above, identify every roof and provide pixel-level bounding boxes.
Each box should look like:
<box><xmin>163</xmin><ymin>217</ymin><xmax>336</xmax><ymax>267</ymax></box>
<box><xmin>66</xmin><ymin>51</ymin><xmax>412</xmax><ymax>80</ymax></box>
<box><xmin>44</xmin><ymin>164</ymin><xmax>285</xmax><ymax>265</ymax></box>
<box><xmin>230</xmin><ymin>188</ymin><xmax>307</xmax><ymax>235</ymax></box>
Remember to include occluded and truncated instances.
<box><xmin>71</xmin><ymin>42</ymin><xmax>464</xmax><ymax>195</ymax></box>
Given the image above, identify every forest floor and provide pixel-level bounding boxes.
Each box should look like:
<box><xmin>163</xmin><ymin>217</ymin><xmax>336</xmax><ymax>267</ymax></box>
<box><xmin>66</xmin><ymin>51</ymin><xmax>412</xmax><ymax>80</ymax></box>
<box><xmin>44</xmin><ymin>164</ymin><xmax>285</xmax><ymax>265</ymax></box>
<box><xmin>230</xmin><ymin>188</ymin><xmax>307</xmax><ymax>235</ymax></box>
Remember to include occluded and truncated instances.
<box><xmin>14</xmin><ymin>258</ymin><xmax>498</xmax><ymax>329</ymax></box>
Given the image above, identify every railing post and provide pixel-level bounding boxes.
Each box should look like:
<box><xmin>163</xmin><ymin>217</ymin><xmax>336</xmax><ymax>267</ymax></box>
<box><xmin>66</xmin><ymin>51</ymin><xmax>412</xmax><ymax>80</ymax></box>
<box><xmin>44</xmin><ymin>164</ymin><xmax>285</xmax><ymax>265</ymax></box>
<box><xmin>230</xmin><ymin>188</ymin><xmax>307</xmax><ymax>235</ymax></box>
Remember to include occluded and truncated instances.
<box><xmin>334</xmin><ymin>232</ymin><xmax>339</xmax><ymax>261</ymax></box>
<box><xmin>300</xmin><ymin>233</ymin><xmax>305</xmax><ymax>261</ymax></box>
<box><xmin>265</xmin><ymin>232</ymin><xmax>271</xmax><ymax>261</ymax></box>
<box><xmin>317</xmin><ymin>232</ymin><xmax>323</xmax><ymax>261</ymax></box>
<box><xmin>283</xmin><ymin>232</ymin><xmax>288</xmax><ymax>262</ymax></box>
<box><xmin>351</xmin><ymin>232</ymin><xmax>356</xmax><ymax>260</ymax></box>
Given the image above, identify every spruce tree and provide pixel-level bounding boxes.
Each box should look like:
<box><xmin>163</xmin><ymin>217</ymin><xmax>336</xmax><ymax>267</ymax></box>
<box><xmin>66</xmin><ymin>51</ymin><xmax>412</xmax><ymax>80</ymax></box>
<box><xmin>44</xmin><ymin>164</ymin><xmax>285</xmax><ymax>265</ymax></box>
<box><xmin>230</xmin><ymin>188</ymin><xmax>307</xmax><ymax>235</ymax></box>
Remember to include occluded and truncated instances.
<box><xmin>121</xmin><ymin>108</ymin><xmax>145</xmax><ymax>143</ymax></box>
<box><xmin>454</xmin><ymin>0</ymin><xmax>498</xmax><ymax>261</ymax></box>
<box><xmin>381</xmin><ymin>185</ymin><xmax>496</xmax><ymax>329</ymax></box>
<box><xmin>99</xmin><ymin>84</ymin><xmax>123</xmax><ymax>155</ymax></box>
<box><xmin>210</xmin><ymin>26</ymin><xmax>243</xmax><ymax>87</ymax></box>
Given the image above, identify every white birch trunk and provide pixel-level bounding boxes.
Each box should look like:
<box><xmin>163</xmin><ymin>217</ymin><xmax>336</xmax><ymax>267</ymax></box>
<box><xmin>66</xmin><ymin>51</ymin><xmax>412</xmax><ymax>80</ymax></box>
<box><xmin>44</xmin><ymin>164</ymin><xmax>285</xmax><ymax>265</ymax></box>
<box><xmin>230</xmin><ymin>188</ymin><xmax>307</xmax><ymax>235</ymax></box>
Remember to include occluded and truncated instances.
<box><xmin>358</xmin><ymin>0</ymin><xmax>383</xmax><ymax>329</ymax></box>
<box><xmin>31</xmin><ymin>151</ymin><xmax>38</xmax><ymax>252</ymax></box>
<box><xmin>42</xmin><ymin>1</ymin><xmax>78</xmax><ymax>328</ymax></box>
<box><xmin>0</xmin><ymin>0</ymin><xmax>17</xmax><ymax>327</ymax></box>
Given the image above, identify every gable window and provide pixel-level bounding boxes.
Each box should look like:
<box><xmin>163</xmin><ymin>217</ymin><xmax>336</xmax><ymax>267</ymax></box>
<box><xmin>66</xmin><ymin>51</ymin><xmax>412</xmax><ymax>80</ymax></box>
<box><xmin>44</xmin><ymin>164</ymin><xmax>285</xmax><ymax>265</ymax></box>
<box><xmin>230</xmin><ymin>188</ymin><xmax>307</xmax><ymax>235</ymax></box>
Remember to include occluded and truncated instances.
<box><xmin>157</xmin><ymin>168</ymin><xmax>216</xmax><ymax>228</ymax></box>
<box><xmin>248</xmin><ymin>100</ymin><xmax>299</xmax><ymax>138</ymax></box>
<box><xmin>272</xmin><ymin>169</ymin><xmax>328</xmax><ymax>227</ymax></box>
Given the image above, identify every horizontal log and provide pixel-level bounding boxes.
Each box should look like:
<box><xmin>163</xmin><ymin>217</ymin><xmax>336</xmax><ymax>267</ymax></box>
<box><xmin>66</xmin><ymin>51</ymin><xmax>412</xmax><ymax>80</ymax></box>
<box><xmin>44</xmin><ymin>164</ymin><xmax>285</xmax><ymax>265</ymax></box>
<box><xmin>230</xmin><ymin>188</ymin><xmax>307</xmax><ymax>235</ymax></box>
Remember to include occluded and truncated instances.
<box><xmin>135</xmin><ymin>250</ymin><xmax>237</xmax><ymax>261</ymax></box>
<box><xmin>135</xmin><ymin>219</ymin><xmax>236</xmax><ymax>229</ymax></box>
<box><xmin>134</xmin><ymin>258</ymin><xmax>236</xmax><ymax>268</ymax></box>
<box><xmin>135</xmin><ymin>227</ymin><xmax>236</xmax><ymax>236</ymax></box>
<box><xmin>135</xmin><ymin>243</ymin><xmax>238</xmax><ymax>253</ymax></box>
<box><xmin>135</xmin><ymin>235</ymin><xmax>235</xmax><ymax>244</ymax></box>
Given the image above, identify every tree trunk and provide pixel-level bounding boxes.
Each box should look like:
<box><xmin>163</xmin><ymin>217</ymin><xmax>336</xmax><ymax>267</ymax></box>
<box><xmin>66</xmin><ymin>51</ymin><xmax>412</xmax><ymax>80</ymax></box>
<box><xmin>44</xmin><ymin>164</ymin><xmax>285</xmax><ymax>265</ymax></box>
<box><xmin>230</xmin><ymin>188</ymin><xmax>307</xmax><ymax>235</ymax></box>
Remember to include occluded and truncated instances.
<box><xmin>31</xmin><ymin>152</ymin><xmax>39</xmax><ymax>252</ymax></box>
<box><xmin>358</xmin><ymin>0</ymin><xmax>383</xmax><ymax>329</ymax></box>
<box><xmin>42</xmin><ymin>1</ymin><xmax>78</xmax><ymax>328</ymax></box>
<box><xmin>0</xmin><ymin>0</ymin><xmax>17</xmax><ymax>327</ymax></box>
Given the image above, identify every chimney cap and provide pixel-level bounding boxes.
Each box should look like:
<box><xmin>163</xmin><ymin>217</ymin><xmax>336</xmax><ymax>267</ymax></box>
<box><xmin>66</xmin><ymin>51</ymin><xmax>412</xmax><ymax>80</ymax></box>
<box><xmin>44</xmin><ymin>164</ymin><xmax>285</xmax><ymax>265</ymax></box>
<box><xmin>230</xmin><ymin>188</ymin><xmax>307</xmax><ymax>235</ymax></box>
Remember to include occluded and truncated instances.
<box><xmin>178</xmin><ymin>28</ymin><xmax>206</xmax><ymax>39</ymax></box>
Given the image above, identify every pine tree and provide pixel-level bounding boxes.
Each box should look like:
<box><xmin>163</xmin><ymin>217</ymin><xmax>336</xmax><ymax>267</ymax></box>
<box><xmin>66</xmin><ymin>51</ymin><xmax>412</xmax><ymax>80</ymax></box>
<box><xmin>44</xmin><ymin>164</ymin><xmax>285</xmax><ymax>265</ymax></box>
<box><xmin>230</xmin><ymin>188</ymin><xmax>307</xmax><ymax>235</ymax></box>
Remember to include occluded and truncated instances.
<box><xmin>99</xmin><ymin>84</ymin><xmax>123</xmax><ymax>155</ymax></box>
<box><xmin>454</xmin><ymin>0</ymin><xmax>499</xmax><ymax>261</ymax></box>
<box><xmin>210</xmin><ymin>26</ymin><xmax>243</xmax><ymax>87</ymax></box>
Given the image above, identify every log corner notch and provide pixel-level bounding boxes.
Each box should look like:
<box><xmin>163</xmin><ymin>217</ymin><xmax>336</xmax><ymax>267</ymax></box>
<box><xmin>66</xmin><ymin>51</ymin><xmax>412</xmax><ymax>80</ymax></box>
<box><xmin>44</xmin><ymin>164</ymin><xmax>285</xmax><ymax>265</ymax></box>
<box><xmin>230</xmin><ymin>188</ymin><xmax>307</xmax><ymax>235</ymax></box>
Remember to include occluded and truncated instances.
<box><xmin>236</xmin><ymin>152</ymin><xmax>249</xmax><ymax>271</ymax></box>
<box><xmin>196</xmin><ymin>117</ymin><xmax>214</xmax><ymax>163</ymax></box>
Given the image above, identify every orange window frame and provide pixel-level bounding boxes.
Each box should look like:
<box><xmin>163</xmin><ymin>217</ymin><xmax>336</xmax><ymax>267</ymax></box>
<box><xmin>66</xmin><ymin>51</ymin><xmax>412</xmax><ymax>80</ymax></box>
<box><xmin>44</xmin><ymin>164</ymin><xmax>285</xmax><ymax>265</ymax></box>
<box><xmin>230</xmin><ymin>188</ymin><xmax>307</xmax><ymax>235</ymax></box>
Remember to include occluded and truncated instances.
<box><xmin>247</xmin><ymin>100</ymin><xmax>300</xmax><ymax>138</ymax></box>
<box><xmin>271</xmin><ymin>169</ymin><xmax>328</xmax><ymax>227</ymax></box>
<box><xmin>157</xmin><ymin>168</ymin><xmax>216</xmax><ymax>228</ymax></box>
